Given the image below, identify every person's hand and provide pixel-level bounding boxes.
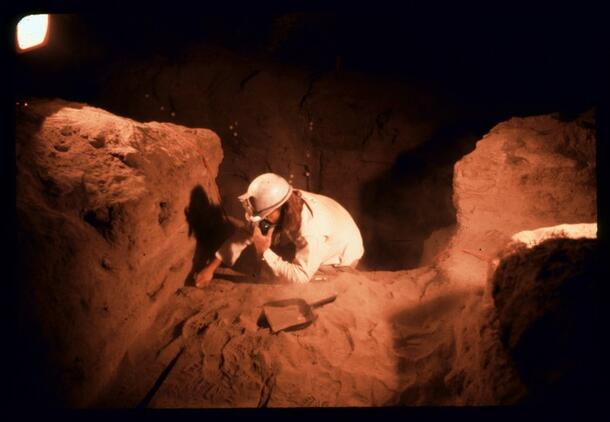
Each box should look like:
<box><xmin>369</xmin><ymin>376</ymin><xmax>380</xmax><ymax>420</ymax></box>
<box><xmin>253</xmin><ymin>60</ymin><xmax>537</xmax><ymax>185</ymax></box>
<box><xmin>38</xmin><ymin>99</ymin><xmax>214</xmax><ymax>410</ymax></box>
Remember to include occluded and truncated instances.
<box><xmin>195</xmin><ymin>267</ymin><xmax>214</xmax><ymax>288</ymax></box>
<box><xmin>252</xmin><ymin>223</ymin><xmax>275</xmax><ymax>257</ymax></box>
<box><xmin>195</xmin><ymin>256</ymin><xmax>222</xmax><ymax>288</ymax></box>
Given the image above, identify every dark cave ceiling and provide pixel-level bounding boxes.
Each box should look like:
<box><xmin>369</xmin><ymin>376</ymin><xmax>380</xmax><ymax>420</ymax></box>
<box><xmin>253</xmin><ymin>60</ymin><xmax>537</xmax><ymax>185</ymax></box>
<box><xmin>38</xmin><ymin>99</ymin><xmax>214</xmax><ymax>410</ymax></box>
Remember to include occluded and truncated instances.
<box><xmin>8</xmin><ymin>1</ymin><xmax>609</xmax><ymax>116</ymax></box>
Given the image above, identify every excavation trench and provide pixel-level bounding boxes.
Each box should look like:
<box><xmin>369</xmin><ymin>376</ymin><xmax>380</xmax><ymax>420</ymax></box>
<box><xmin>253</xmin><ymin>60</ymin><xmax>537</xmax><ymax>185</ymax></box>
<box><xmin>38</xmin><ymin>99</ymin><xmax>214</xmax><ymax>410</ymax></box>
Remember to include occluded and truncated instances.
<box><xmin>15</xmin><ymin>98</ymin><xmax>597</xmax><ymax>407</ymax></box>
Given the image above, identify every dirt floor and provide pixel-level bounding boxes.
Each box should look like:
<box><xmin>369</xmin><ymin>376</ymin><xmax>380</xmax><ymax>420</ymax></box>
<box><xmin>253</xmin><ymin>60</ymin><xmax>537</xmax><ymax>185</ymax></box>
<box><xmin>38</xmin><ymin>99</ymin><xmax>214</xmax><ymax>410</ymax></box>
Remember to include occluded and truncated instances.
<box><xmin>96</xmin><ymin>264</ymin><xmax>491</xmax><ymax>407</ymax></box>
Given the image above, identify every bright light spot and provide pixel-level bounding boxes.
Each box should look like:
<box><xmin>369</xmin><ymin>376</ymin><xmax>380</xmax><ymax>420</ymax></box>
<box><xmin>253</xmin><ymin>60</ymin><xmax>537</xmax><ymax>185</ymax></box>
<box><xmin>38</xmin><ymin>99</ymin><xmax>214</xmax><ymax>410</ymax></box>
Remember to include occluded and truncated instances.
<box><xmin>17</xmin><ymin>14</ymin><xmax>49</xmax><ymax>51</ymax></box>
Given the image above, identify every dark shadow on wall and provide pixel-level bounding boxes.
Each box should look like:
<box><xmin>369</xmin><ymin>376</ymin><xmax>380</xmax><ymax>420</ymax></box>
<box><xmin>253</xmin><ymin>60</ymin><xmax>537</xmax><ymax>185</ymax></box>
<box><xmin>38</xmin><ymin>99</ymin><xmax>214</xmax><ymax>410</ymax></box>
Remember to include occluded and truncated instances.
<box><xmin>15</xmin><ymin>226</ymin><xmax>66</xmax><ymax>407</ymax></box>
<box><xmin>387</xmin><ymin>287</ymin><xmax>477</xmax><ymax>405</ymax></box>
<box><xmin>184</xmin><ymin>185</ymin><xmax>300</xmax><ymax>285</ymax></box>
<box><xmin>13</xmin><ymin>99</ymin><xmax>87</xmax><ymax>408</ymax></box>
<box><xmin>359</xmin><ymin>119</ymin><xmax>499</xmax><ymax>270</ymax></box>
<box><xmin>183</xmin><ymin>185</ymin><xmax>233</xmax><ymax>286</ymax></box>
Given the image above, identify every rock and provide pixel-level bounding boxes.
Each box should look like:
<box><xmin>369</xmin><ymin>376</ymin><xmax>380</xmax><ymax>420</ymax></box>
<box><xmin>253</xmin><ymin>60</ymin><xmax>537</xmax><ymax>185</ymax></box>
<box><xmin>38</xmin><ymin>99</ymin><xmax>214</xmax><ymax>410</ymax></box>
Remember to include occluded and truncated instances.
<box><xmin>101</xmin><ymin>256</ymin><xmax>113</xmax><ymax>270</ymax></box>
<box><xmin>16</xmin><ymin>98</ymin><xmax>225</xmax><ymax>406</ymax></box>
<box><xmin>445</xmin><ymin>230</ymin><xmax>600</xmax><ymax>405</ymax></box>
<box><xmin>54</xmin><ymin>143</ymin><xmax>71</xmax><ymax>152</ymax></box>
<box><xmin>89</xmin><ymin>134</ymin><xmax>106</xmax><ymax>148</ymax></box>
<box><xmin>60</xmin><ymin>125</ymin><xmax>74</xmax><ymax>136</ymax></box>
<box><xmin>437</xmin><ymin>111</ymin><xmax>596</xmax><ymax>287</ymax></box>
<box><xmin>492</xmin><ymin>238</ymin><xmax>600</xmax><ymax>404</ymax></box>
<box><xmin>109</xmin><ymin>145</ymin><xmax>140</xmax><ymax>168</ymax></box>
<box><xmin>431</xmin><ymin>112</ymin><xmax>598</xmax><ymax>405</ymax></box>
<box><xmin>509</xmin><ymin>223</ymin><xmax>597</xmax><ymax>249</ymax></box>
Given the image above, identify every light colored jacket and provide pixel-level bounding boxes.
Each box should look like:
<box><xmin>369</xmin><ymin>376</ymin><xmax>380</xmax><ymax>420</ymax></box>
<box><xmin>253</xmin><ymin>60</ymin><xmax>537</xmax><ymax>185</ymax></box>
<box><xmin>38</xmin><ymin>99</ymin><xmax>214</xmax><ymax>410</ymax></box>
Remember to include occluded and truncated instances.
<box><xmin>215</xmin><ymin>190</ymin><xmax>364</xmax><ymax>283</ymax></box>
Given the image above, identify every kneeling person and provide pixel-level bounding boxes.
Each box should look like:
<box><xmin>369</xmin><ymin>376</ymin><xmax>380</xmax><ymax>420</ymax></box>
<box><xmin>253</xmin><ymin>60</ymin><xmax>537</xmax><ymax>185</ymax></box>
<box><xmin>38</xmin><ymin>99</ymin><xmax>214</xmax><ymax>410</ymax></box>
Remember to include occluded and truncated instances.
<box><xmin>196</xmin><ymin>173</ymin><xmax>364</xmax><ymax>286</ymax></box>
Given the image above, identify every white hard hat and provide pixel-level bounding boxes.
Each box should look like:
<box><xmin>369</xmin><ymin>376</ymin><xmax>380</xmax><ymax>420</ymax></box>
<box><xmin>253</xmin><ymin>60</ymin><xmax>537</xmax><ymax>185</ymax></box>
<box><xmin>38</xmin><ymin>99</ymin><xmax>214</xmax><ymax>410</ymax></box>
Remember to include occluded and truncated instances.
<box><xmin>238</xmin><ymin>173</ymin><xmax>293</xmax><ymax>222</ymax></box>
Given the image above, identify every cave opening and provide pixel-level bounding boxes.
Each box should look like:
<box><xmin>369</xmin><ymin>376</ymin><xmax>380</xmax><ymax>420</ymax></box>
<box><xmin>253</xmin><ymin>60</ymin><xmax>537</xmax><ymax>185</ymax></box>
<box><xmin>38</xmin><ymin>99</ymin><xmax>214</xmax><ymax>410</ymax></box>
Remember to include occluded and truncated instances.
<box><xmin>8</xmin><ymin>3</ymin><xmax>606</xmax><ymax>409</ymax></box>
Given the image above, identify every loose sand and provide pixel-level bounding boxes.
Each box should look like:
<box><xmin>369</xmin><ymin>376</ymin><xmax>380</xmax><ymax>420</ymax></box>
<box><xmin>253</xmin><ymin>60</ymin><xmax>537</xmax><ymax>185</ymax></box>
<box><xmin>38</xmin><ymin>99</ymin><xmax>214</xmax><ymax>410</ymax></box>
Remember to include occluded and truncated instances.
<box><xmin>98</xmin><ymin>265</ymin><xmax>485</xmax><ymax>407</ymax></box>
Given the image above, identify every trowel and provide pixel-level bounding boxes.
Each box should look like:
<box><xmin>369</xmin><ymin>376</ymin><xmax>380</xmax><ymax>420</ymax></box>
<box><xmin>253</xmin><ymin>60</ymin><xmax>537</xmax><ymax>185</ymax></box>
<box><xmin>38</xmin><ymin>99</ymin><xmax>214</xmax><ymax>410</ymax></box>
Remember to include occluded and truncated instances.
<box><xmin>262</xmin><ymin>294</ymin><xmax>338</xmax><ymax>333</ymax></box>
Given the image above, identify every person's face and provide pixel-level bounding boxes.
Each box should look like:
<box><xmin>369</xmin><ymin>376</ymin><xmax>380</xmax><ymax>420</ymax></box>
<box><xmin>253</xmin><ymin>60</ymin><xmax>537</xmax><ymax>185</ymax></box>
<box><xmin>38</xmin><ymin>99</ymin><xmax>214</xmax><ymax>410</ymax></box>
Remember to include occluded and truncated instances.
<box><xmin>265</xmin><ymin>208</ymin><xmax>282</xmax><ymax>224</ymax></box>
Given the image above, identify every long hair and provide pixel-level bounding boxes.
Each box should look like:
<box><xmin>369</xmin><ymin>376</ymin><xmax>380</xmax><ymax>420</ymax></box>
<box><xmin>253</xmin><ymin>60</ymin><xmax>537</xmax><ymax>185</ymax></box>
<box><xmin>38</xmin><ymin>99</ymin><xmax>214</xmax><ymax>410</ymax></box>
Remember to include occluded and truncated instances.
<box><xmin>278</xmin><ymin>190</ymin><xmax>303</xmax><ymax>236</ymax></box>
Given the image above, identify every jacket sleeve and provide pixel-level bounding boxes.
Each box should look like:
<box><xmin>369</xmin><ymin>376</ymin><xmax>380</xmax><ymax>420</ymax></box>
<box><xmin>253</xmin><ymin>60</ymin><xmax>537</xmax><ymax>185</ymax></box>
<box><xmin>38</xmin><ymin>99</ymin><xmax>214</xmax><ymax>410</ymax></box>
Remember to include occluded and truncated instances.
<box><xmin>215</xmin><ymin>226</ymin><xmax>252</xmax><ymax>266</ymax></box>
<box><xmin>262</xmin><ymin>234</ymin><xmax>325</xmax><ymax>284</ymax></box>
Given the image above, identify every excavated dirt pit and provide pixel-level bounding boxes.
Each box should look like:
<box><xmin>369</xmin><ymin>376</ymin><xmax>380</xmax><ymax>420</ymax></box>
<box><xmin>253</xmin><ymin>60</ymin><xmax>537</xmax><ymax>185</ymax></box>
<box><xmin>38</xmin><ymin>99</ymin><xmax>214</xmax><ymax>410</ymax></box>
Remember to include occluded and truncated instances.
<box><xmin>14</xmin><ymin>96</ymin><xmax>598</xmax><ymax>407</ymax></box>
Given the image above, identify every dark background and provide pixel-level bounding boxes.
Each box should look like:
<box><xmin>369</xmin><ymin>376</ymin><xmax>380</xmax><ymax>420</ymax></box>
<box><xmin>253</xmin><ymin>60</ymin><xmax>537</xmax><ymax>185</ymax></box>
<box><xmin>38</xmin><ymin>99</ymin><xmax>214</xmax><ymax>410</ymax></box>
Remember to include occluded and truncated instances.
<box><xmin>7</xmin><ymin>1</ymin><xmax>609</xmax><ymax>116</ymax></box>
